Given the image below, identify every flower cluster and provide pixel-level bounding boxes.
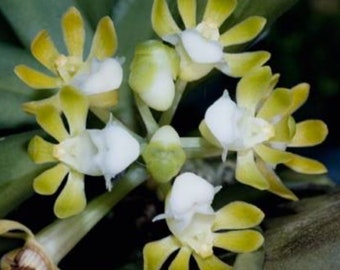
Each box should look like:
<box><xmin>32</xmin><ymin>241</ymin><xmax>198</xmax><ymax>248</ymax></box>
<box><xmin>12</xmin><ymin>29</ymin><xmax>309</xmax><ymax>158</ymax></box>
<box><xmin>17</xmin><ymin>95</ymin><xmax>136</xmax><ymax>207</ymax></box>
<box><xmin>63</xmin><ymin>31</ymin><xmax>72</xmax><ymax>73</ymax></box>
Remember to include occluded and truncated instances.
<box><xmin>18</xmin><ymin>7</ymin><xmax>141</xmax><ymax>218</ymax></box>
<box><xmin>11</xmin><ymin>1</ymin><xmax>329</xmax><ymax>269</ymax></box>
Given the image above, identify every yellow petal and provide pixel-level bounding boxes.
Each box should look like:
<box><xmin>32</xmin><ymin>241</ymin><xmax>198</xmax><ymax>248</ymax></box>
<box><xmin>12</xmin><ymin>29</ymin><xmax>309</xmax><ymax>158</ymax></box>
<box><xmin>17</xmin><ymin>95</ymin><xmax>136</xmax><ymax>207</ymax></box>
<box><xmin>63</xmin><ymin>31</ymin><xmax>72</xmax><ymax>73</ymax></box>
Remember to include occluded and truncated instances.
<box><xmin>14</xmin><ymin>65</ymin><xmax>61</xmax><ymax>89</ymax></box>
<box><xmin>35</xmin><ymin>105</ymin><xmax>69</xmax><ymax>142</ymax></box>
<box><xmin>89</xmin><ymin>17</ymin><xmax>117</xmax><ymax>60</ymax></box>
<box><xmin>213</xmin><ymin>230</ymin><xmax>264</xmax><ymax>253</ymax></box>
<box><xmin>62</xmin><ymin>7</ymin><xmax>85</xmax><ymax>57</ymax></box>
<box><xmin>31</xmin><ymin>30</ymin><xmax>60</xmax><ymax>73</ymax></box>
<box><xmin>223</xmin><ymin>51</ymin><xmax>270</xmax><ymax>78</ymax></box>
<box><xmin>203</xmin><ymin>0</ymin><xmax>237</xmax><ymax>28</ymax></box>
<box><xmin>178</xmin><ymin>0</ymin><xmax>196</xmax><ymax>28</ymax></box>
<box><xmin>152</xmin><ymin>0</ymin><xmax>181</xmax><ymax>38</ymax></box>
<box><xmin>284</xmin><ymin>153</ymin><xmax>328</xmax><ymax>174</ymax></box>
<box><xmin>220</xmin><ymin>16</ymin><xmax>266</xmax><ymax>47</ymax></box>
<box><xmin>89</xmin><ymin>89</ymin><xmax>118</xmax><ymax>108</ymax></box>
<box><xmin>28</xmin><ymin>135</ymin><xmax>57</xmax><ymax>164</ymax></box>
<box><xmin>236</xmin><ymin>66</ymin><xmax>273</xmax><ymax>114</ymax></box>
<box><xmin>289</xmin><ymin>83</ymin><xmax>310</xmax><ymax>114</ymax></box>
<box><xmin>236</xmin><ymin>150</ymin><xmax>269</xmax><ymax>190</ymax></box>
<box><xmin>59</xmin><ymin>86</ymin><xmax>88</xmax><ymax>136</ymax></box>
<box><xmin>143</xmin><ymin>236</ymin><xmax>180</xmax><ymax>270</ymax></box>
<box><xmin>54</xmin><ymin>170</ymin><xmax>86</xmax><ymax>218</ymax></box>
<box><xmin>257</xmin><ymin>88</ymin><xmax>292</xmax><ymax>121</ymax></box>
<box><xmin>257</xmin><ymin>159</ymin><xmax>298</xmax><ymax>201</ymax></box>
<box><xmin>33</xmin><ymin>163</ymin><xmax>69</xmax><ymax>195</ymax></box>
<box><xmin>169</xmin><ymin>247</ymin><xmax>191</xmax><ymax>270</ymax></box>
<box><xmin>254</xmin><ymin>144</ymin><xmax>292</xmax><ymax>165</ymax></box>
<box><xmin>193</xmin><ymin>253</ymin><xmax>232</xmax><ymax>270</ymax></box>
<box><xmin>213</xmin><ymin>202</ymin><xmax>264</xmax><ymax>231</ymax></box>
<box><xmin>288</xmin><ymin>120</ymin><xmax>328</xmax><ymax>147</ymax></box>
<box><xmin>272</xmin><ymin>116</ymin><xmax>296</xmax><ymax>143</ymax></box>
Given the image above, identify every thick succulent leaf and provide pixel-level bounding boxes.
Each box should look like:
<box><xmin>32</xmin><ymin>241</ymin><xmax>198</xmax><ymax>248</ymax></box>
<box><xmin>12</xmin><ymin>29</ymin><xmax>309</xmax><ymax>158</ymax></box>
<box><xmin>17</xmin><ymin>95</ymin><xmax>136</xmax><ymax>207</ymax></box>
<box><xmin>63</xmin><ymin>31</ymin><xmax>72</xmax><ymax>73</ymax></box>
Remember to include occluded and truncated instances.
<box><xmin>143</xmin><ymin>236</ymin><xmax>180</xmax><ymax>270</ymax></box>
<box><xmin>213</xmin><ymin>201</ymin><xmax>264</xmax><ymax>231</ymax></box>
<box><xmin>213</xmin><ymin>230</ymin><xmax>264</xmax><ymax>253</ymax></box>
<box><xmin>0</xmin><ymin>43</ymin><xmax>41</xmax><ymax>129</ymax></box>
<box><xmin>264</xmin><ymin>192</ymin><xmax>340</xmax><ymax>270</ymax></box>
<box><xmin>74</xmin><ymin>0</ymin><xmax>116</xmax><ymax>28</ymax></box>
<box><xmin>0</xmin><ymin>0</ymin><xmax>93</xmax><ymax>51</ymax></box>
<box><xmin>0</xmin><ymin>131</ymin><xmax>48</xmax><ymax>217</ymax></box>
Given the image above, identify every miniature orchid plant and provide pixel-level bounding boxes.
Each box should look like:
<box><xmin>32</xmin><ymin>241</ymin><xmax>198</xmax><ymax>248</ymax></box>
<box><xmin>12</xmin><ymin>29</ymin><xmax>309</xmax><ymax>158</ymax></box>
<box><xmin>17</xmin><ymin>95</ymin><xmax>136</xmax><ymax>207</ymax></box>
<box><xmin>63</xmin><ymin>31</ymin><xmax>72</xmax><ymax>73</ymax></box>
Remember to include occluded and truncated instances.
<box><xmin>0</xmin><ymin>0</ymin><xmax>329</xmax><ymax>269</ymax></box>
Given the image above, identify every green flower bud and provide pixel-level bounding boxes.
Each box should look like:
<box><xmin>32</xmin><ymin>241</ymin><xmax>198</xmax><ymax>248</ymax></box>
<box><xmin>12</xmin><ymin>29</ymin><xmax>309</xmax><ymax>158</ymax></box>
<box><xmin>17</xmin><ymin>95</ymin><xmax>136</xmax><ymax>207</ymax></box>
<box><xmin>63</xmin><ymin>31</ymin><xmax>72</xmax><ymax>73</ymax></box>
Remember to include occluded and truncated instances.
<box><xmin>129</xmin><ymin>40</ymin><xmax>179</xmax><ymax>111</ymax></box>
<box><xmin>142</xmin><ymin>126</ymin><xmax>186</xmax><ymax>183</ymax></box>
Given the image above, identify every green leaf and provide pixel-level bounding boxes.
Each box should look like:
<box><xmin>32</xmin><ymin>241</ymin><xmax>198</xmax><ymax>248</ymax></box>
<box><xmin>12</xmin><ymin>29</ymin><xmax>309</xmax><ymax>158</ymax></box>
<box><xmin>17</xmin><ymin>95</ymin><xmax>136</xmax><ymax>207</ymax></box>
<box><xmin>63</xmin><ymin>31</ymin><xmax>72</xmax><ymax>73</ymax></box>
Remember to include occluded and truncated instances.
<box><xmin>0</xmin><ymin>0</ymin><xmax>93</xmax><ymax>51</ymax></box>
<box><xmin>75</xmin><ymin>0</ymin><xmax>116</xmax><ymax>28</ymax></box>
<box><xmin>0</xmin><ymin>130</ymin><xmax>48</xmax><ymax>217</ymax></box>
<box><xmin>264</xmin><ymin>191</ymin><xmax>340</xmax><ymax>269</ymax></box>
<box><xmin>0</xmin><ymin>42</ymin><xmax>49</xmax><ymax>130</ymax></box>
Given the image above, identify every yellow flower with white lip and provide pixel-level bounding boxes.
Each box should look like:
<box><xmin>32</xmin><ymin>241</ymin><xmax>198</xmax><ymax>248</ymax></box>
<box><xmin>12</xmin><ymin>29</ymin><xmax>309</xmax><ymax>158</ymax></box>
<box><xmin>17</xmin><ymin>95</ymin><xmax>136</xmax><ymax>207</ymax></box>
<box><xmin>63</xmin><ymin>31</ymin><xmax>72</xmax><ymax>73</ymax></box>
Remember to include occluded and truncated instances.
<box><xmin>15</xmin><ymin>7</ymin><xmax>122</xmax><ymax>109</ymax></box>
<box><xmin>28</xmin><ymin>86</ymin><xmax>140</xmax><ymax>218</ymax></box>
<box><xmin>144</xmin><ymin>172</ymin><xmax>265</xmax><ymax>270</ymax></box>
<box><xmin>152</xmin><ymin>0</ymin><xmax>270</xmax><ymax>81</ymax></box>
<box><xmin>200</xmin><ymin>66</ymin><xmax>328</xmax><ymax>200</ymax></box>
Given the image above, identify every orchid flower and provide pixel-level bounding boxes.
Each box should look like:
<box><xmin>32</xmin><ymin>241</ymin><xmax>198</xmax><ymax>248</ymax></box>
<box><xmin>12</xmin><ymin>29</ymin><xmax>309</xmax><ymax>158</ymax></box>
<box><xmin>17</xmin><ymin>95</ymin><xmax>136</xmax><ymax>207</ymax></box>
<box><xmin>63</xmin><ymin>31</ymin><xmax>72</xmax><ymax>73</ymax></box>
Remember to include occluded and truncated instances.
<box><xmin>144</xmin><ymin>172</ymin><xmax>264</xmax><ymax>270</ymax></box>
<box><xmin>151</xmin><ymin>0</ymin><xmax>270</xmax><ymax>81</ymax></box>
<box><xmin>200</xmin><ymin>66</ymin><xmax>328</xmax><ymax>200</ymax></box>
<box><xmin>28</xmin><ymin>86</ymin><xmax>140</xmax><ymax>218</ymax></box>
<box><xmin>15</xmin><ymin>7</ymin><xmax>122</xmax><ymax>110</ymax></box>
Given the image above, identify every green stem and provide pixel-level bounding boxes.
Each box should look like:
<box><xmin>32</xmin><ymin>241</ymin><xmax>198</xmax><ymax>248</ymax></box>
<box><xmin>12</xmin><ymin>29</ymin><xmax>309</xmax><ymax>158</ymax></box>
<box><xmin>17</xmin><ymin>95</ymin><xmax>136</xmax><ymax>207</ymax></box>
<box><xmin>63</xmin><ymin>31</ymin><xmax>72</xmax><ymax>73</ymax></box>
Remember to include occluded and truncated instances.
<box><xmin>181</xmin><ymin>137</ymin><xmax>222</xmax><ymax>159</ymax></box>
<box><xmin>36</xmin><ymin>164</ymin><xmax>148</xmax><ymax>265</ymax></box>
<box><xmin>158</xmin><ymin>80</ymin><xmax>187</xmax><ymax>126</ymax></box>
<box><xmin>135</xmin><ymin>95</ymin><xmax>159</xmax><ymax>137</ymax></box>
